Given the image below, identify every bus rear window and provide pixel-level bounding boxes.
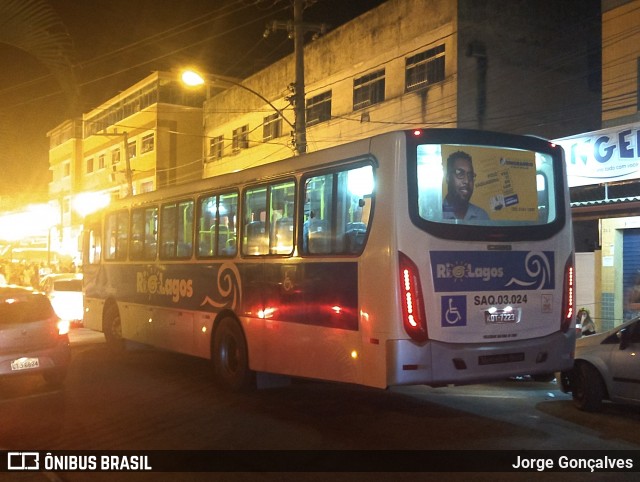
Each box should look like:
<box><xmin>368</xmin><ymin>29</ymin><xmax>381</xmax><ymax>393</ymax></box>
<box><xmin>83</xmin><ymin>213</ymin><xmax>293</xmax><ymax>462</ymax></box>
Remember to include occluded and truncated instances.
<box><xmin>415</xmin><ymin>143</ymin><xmax>558</xmax><ymax>227</ymax></box>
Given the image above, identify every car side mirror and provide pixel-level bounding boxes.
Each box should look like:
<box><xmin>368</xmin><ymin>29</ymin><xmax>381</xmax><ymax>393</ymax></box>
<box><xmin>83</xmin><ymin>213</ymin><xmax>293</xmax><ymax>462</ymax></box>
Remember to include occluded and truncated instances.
<box><xmin>620</xmin><ymin>328</ymin><xmax>630</xmax><ymax>350</ymax></box>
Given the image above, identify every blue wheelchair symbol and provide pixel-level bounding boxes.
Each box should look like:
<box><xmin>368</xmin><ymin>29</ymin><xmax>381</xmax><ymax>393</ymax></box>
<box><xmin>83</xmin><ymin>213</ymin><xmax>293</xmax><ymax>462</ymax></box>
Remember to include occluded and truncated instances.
<box><xmin>441</xmin><ymin>296</ymin><xmax>467</xmax><ymax>327</ymax></box>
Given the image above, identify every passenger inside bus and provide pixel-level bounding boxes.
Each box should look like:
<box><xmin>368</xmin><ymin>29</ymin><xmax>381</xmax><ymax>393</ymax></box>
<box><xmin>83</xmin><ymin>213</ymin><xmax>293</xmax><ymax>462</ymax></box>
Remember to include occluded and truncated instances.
<box><xmin>304</xmin><ymin>212</ymin><xmax>331</xmax><ymax>254</ymax></box>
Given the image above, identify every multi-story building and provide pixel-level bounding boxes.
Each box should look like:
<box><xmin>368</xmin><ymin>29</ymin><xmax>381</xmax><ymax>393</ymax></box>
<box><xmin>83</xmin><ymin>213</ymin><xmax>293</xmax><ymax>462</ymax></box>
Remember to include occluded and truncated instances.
<box><xmin>555</xmin><ymin>0</ymin><xmax>640</xmax><ymax>330</ymax></box>
<box><xmin>47</xmin><ymin>71</ymin><xmax>209</xmax><ymax>259</ymax></box>
<box><xmin>46</xmin><ymin>0</ymin><xmax>601</xmax><ymax>266</ymax></box>
<box><xmin>201</xmin><ymin>0</ymin><xmax>600</xmax><ymax>178</ymax></box>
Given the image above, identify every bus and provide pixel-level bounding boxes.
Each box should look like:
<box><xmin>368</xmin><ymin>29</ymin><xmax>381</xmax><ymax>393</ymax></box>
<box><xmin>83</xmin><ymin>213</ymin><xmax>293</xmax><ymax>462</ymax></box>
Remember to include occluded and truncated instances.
<box><xmin>82</xmin><ymin>128</ymin><xmax>576</xmax><ymax>390</ymax></box>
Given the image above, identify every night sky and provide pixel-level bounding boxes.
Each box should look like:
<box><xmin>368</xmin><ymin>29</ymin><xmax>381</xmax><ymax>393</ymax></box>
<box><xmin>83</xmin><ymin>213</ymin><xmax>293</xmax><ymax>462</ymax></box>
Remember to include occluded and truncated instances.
<box><xmin>0</xmin><ymin>0</ymin><xmax>387</xmax><ymax>206</ymax></box>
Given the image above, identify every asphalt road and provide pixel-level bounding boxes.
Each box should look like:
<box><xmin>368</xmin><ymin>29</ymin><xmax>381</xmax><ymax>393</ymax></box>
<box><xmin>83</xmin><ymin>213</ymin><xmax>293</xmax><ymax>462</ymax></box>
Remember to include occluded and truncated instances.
<box><xmin>2</xmin><ymin>328</ymin><xmax>640</xmax><ymax>481</ymax></box>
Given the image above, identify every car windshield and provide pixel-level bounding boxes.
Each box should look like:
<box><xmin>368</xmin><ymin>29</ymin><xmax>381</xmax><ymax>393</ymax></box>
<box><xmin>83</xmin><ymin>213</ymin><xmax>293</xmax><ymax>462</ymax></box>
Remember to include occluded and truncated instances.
<box><xmin>0</xmin><ymin>294</ymin><xmax>55</xmax><ymax>324</ymax></box>
<box><xmin>53</xmin><ymin>279</ymin><xmax>83</xmax><ymax>292</ymax></box>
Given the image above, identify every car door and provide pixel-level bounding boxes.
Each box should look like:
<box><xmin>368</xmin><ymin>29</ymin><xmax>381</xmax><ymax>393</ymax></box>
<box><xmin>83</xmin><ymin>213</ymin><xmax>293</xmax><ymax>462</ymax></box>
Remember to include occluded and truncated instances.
<box><xmin>608</xmin><ymin>320</ymin><xmax>640</xmax><ymax>403</ymax></box>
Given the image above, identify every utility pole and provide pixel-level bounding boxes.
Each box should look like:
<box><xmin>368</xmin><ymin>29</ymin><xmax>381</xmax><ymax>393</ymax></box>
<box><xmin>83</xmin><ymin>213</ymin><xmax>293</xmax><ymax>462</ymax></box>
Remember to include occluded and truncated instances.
<box><xmin>98</xmin><ymin>130</ymin><xmax>134</xmax><ymax>197</ymax></box>
<box><xmin>293</xmin><ymin>0</ymin><xmax>307</xmax><ymax>154</ymax></box>
<box><xmin>122</xmin><ymin>131</ymin><xmax>133</xmax><ymax>197</ymax></box>
<box><xmin>264</xmin><ymin>0</ymin><xmax>327</xmax><ymax>155</ymax></box>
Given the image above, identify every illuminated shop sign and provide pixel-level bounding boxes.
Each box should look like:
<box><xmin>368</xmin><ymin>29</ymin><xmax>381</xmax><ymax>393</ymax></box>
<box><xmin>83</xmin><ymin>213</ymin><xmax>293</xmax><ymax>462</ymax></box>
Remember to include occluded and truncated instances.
<box><xmin>555</xmin><ymin>122</ymin><xmax>640</xmax><ymax>187</ymax></box>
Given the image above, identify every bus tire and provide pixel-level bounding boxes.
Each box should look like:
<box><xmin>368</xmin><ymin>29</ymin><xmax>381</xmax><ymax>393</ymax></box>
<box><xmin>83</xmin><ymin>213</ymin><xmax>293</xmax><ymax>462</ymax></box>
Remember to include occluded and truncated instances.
<box><xmin>212</xmin><ymin>317</ymin><xmax>254</xmax><ymax>391</ymax></box>
<box><xmin>103</xmin><ymin>303</ymin><xmax>124</xmax><ymax>353</ymax></box>
<box><xmin>572</xmin><ymin>362</ymin><xmax>604</xmax><ymax>412</ymax></box>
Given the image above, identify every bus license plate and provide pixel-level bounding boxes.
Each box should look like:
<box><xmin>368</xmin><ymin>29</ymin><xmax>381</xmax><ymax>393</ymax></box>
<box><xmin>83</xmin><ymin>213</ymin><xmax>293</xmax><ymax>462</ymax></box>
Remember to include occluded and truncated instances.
<box><xmin>11</xmin><ymin>357</ymin><xmax>40</xmax><ymax>371</ymax></box>
<box><xmin>484</xmin><ymin>309</ymin><xmax>520</xmax><ymax>324</ymax></box>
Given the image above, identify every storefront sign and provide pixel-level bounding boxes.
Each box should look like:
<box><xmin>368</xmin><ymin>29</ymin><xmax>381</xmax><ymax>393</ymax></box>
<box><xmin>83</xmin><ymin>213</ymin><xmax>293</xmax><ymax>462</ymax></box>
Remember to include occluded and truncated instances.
<box><xmin>555</xmin><ymin>122</ymin><xmax>640</xmax><ymax>187</ymax></box>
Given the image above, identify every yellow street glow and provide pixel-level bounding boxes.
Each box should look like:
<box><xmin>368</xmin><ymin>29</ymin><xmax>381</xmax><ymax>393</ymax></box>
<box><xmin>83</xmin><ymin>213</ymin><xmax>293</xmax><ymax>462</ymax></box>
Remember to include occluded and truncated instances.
<box><xmin>181</xmin><ymin>70</ymin><xmax>205</xmax><ymax>87</ymax></box>
<box><xmin>0</xmin><ymin>204</ymin><xmax>59</xmax><ymax>240</ymax></box>
<box><xmin>72</xmin><ymin>192</ymin><xmax>110</xmax><ymax>217</ymax></box>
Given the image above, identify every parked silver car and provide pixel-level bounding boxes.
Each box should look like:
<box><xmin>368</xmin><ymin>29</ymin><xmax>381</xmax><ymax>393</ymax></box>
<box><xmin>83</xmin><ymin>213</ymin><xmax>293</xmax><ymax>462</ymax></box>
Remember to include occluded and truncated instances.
<box><xmin>558</xmin><ymin>317</ymin><xmax>640</xmax><ymax>411</ymax></box>
<box><xmin>0</xmin><ymin>286</ymin><xmax>71</xmax><ymax>385</ymax></box>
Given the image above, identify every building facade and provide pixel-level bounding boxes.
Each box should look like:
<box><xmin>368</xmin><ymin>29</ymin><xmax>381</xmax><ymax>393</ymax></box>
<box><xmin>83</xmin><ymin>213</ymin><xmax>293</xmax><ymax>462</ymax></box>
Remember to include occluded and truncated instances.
<box><xmin>555</xmin><ymin>0</ymin><xmax>640</xmax><ymax>331</ymax></box>
<box><xmin>47</xmin><ymin>71</ymin><xmax>208</xmax><ymax>260</ymax></box>
<box><xmin>45</xmin><ymin>0</ymin><xmax>603</xmax><ymax>279</ymax></box>
<box><xmin>201</xmin><ymin>0</ymin><xmax>600</xmax><ymax>178</ymax></box>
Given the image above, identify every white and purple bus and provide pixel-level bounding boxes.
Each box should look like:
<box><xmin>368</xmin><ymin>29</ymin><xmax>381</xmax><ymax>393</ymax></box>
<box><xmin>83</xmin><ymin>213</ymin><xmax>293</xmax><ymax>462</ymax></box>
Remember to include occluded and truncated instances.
<box><xmin>82</xmin><ymin>128</ymin><xmax>575</xmax><ymax>390</ymax></box>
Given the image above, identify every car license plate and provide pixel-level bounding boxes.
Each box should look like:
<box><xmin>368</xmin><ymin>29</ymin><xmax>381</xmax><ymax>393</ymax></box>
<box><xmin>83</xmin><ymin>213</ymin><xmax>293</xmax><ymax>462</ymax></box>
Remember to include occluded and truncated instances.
<box><xmin>484</xmin><ymin>309</ymin><xmax>520</xmax><ymax>324</ymax></box>
<box><xmin>11</xmin><ymin>357</ymin><xmax>40</xmax><ymax>371</ymax></box>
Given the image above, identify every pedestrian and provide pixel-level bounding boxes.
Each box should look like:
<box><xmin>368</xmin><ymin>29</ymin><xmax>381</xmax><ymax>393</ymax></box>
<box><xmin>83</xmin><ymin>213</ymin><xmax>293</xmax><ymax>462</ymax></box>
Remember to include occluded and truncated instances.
<box><xmin>578</xmin><ymin>308</ymin><xmax>596</xmax><ymax>336</ymax></box>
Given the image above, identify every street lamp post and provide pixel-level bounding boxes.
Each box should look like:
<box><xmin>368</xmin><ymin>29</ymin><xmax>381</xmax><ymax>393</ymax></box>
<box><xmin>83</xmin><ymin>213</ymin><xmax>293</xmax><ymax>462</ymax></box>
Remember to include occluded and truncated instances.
<box><xmin>180</xmin><ymin>70</ymin><xmax>298</xmax><ymax>153</ymax></box>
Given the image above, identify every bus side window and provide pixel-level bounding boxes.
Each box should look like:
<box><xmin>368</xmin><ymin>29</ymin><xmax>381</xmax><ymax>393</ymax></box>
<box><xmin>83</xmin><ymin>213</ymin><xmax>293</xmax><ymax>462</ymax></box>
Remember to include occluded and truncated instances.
<box><xmin>269</xmin><ymin>181</ymin><xmax>295</xmax><ymax>255</ymax></box>
<box><xmin>160</xmin><ymin>200</ymin><xmax>193</xmax><ymax>259</ymax></box>
<box><xmin>243</xmin><ymin>186</ymin><xmax>266</xmax><ymax>256</ymax></box>
<box><xmin>198</xmin><ymin>195</ymin><xmax>216</xmax><ymax>257</ymax></box>
<box><xmin>302</xmin><ymin>164</ymin><xmax>373</xmax><ymax>255</ymax></box>
<box><xmin>130</xmin><ymin>206</ymin><xmax>157</xmax><ymax>260</ymax></box>
<box><xmin>105</xmin><ymin>210</ymin><xmax>129</xmax><ymax>261</ymax></box>
<box><xmin>84</xmin><ymin>222</ymin><xmax>102</xmax><ymax>265</ymax></box>
<box><xmin>218</xmin><ymin>192</ymin><xmax>238</xmax><ymax>257</ymax></box>
<box><xmin>243</xmin><ymin>182</ymin><xmax>294</xmax><ymax>256</ymax></box>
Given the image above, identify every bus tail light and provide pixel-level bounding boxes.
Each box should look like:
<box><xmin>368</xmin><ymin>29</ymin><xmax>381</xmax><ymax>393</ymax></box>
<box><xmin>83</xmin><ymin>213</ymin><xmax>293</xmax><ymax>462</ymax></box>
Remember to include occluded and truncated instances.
<box><xmin>399</xmin><ymin>252</ymin><xmax>428</xmax><ymax>343</ymax></box>
<box><xmin>561</xmin><ymin>254</ymin><xmax>575</xmax><ymax>333</ymax></box>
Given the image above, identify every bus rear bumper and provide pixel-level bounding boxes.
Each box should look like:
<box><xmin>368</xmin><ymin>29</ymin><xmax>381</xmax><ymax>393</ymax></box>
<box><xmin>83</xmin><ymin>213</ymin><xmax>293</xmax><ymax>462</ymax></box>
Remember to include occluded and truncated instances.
<box><xmin>386</xmin><ymin>330</ymin><xmax>575</xmax><ymax>387</ymax></box>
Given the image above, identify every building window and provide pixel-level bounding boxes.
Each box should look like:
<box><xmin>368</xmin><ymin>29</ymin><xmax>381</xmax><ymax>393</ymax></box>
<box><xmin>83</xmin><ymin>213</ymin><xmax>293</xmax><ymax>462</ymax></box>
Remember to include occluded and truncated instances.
<box><xmin>353</xmin><ymin>70</ymin><xmax>385</xmax><ymax>111</ymax></box>
<box><xmin>263</xmin><ymin>113</ymin><xmax>282</xmax><ymax>142</ymax></box>
<box><xmin>141</xmin><ymin>133</ymin><xmax>155</xmax><ymax>154</ymax></box>
<box><xmin>86</xmin><ymin>157</ymin><xmax>94</xmax><ymax>174</ymax></box>
<box><xmin>405</xmin><ymin>45</ymin><xmax>445</xmax><ymax>92</ymax></box>
<box><xmin>63</xmin><ymin>162</ymin><xmax>70</xmax><ymax>177</ymax></box>
<box><xmin>232</xmin><ymin>125</ymin><xmax>249</xmax><ymax>152</ymax></box>
<box><xmin>208</xmin><ymin>135</ymin><xmax>224</xmax><ymax>161</ymax></box>
<box><xmin>98</xmin><ymin>154</ymin><xmax>106</xmax><ymax>170</ymax></box>
<box><xmin>112</xmin><ymin>148</ymin><xmax>121</xmax><ymax>165</ymax></box>
<box><xmin>127</xmin><ymin>140</ymin><xmax>137</xmax><ymax>159</ymax></box>
<box><xmin>140</xmin><ymin>181</ymin><xmax>154</xmax><ymax>193</ymax></box>
<box><xmin>306</xmin><ymin>91</ymin><xmax>332</xmax><ymax>126</ymax></box>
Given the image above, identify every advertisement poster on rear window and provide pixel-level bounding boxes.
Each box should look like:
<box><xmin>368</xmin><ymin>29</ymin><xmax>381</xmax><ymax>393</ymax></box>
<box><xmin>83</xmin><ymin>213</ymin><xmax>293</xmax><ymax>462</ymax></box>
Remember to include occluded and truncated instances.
<box><xmin>441</xmin><ymin>145</ymin><xmax>538</xmax><ymax>222</ymax></box>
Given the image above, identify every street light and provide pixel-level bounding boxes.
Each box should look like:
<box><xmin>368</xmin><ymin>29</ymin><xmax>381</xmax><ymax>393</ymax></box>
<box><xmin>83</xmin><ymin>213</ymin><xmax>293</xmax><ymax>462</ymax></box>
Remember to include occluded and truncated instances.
<box><xmin>180</xmin><ymin>69</ymin><xmax>298</xmax><ymax>153</ymax></box>
<box><xmin>72</xmin><ymin>192</ymin><xmax>110</xmax><ymax>218</ymax></box>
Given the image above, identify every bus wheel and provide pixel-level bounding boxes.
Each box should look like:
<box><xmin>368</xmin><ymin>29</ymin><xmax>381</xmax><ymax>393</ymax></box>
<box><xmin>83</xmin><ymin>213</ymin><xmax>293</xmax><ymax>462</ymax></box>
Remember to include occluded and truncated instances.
<box><xmin>572</xmin><ymin>362</ymin><xmax>604</xmax><ymax>412</ymax></box>
<box><xmin>103</xmin><ymin>304</ymin><xmax>124</xmax><ymax>352</ymax></box>
<box><xmin>212</xmin><ymin>317</ymin><xmax>254</xmax><ymax>391</ymax></box>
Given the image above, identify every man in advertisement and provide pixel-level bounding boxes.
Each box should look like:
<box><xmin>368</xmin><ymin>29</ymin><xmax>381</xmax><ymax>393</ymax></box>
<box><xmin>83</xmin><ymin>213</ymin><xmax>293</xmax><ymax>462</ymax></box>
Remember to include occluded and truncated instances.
<box><xmin>442</xmin><ymin>150</ymin><xmax>490</xmax><ymax>221</ymax></box>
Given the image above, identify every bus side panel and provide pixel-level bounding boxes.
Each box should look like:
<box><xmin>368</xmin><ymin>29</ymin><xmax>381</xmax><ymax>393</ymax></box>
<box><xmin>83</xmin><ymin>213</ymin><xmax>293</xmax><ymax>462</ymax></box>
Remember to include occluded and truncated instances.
<box><xmin>82</xmin><ymin>263</ymin><xmax>106</xmax><ymax>333</ymax></box>
<box><xmin>356</xmin><ymin>132</ymin><xmax>410</xmax><ymax>389</ymax></box>
<box><xmin>245</xmin><ymin>260</ymin><xmax>363</xmax><ymax>384</ymax></box>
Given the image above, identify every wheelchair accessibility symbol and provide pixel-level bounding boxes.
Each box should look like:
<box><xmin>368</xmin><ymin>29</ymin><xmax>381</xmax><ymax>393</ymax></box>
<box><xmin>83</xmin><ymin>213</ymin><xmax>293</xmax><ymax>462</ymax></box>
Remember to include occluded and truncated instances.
<box><xmin>441</xmin><ymin>296</ymin><xmax>467</xmax><ymax>327</ymax></box>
